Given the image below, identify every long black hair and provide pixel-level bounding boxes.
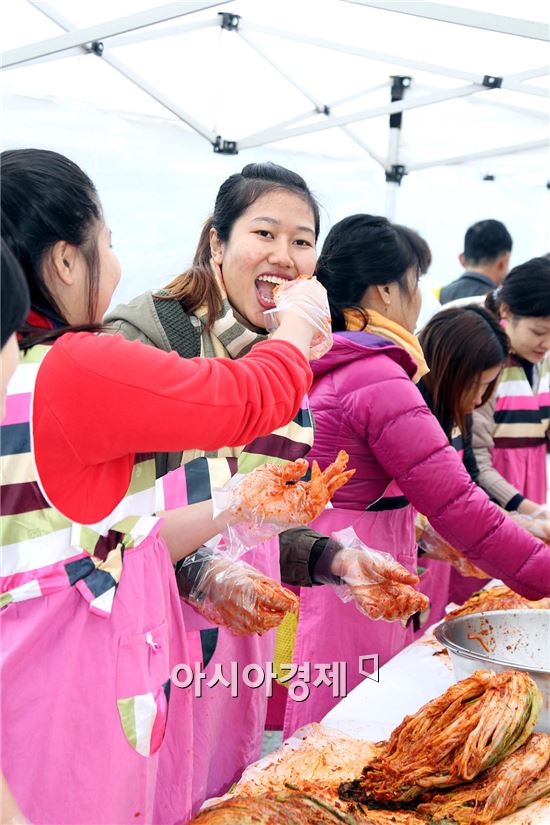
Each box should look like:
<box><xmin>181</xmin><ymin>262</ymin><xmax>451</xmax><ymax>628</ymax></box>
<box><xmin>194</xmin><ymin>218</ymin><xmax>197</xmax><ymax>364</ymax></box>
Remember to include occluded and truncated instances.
<box><xmin>315</xmin><ymin>214</ymin><xmax>430</xmax><ymax>330</ymax></box>
<box><xmin>0</xmin><ymin>148</ymin><xmax>104</xmax><ymax>348</ymax></box>
<box><xmin>1</xmin><ymin>222</ymin><xmax>30</xmax><ymax>347</ymax></box>
<box><xmin>419</xmin><ymin>305</ymin><xmax>508</xmax><ymax>435</ymax></box>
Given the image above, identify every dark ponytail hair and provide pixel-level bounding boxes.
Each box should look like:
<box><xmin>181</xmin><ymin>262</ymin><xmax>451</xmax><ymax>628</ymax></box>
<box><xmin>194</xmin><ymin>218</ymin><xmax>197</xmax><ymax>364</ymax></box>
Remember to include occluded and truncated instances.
<box><xmin>1</xmin><ymin>219</ymin><xmax>30</xmax><ymax>348</ymax></box>
<box><xmin>485</xmin><ymin>257</ymin><xmax>550</xmax><ymax>319</ymax></box>
<box><xmin>0</xmin><ymin>149</ymin><xmax>103</xmax><ymax>348</ymax></box>
<box><xmin>419</xmin><ymin>305</ymin><xmax>508</xmax><ymax>435</ymax></box>
<box><xmin>163</xmin><ymin>162</ymin><xmax>321</xmax><ymax>328</ymax></box>
<box><xmin>315</xmin><ymin>214</ymin><xmax>430</xmax><ymax>331</ymax></box>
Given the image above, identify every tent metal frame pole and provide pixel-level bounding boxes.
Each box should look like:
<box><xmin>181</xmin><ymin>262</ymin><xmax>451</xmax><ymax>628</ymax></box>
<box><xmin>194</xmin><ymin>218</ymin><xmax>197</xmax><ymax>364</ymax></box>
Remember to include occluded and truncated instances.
<box><xmin>239</xmin><ymin>83</ymin><xmax>485</xmax><ymax>150</ymax></box>
<box><xmin>1</xmin><ymin>44</ymin><xmax>83</xmax><ymax>70</ymax></box>
<box><xmin>3</xmin><ymin>1</ymin><xmax>230</xmax><ymax>68</ymax></box>
<box><xmin>500</xmin><ymin>79</ymin><xmax>548</xmax><ymax>99</ymax></box>
<box><xmin>509</xmin><ymin>66</ymin><xmax>549</xmax><ymax>82</ymax></box>
<box><xmin>23</xmin><ymin>0</ymin><xmax>218</xmax><ymax>144</ymax></box>
<box><xmin>384</xmin><ymin>76</ymin><xmax>410</xmax><ymax>219</ymax></box>
<box><xmin>461</xmin><ymin>94</ymin><xmax>547</xmax><ymax>121</ymax></box>
<box><xmin>343</xmin><ymin>0</ymin><xmax>550</xmax><ymax>42</ymax></box>
<box><xmin>8</xmin><ymin>2</ymin><xmax>546</xmax><ymax>167</ymax></box>
<box><xmin>4</xmin><ymin>10</ymin><xmax>221</xmax><ymax>69</ymax></box>
<box><xmin>384</xmin><ymin>154</ymin><xmax>399</xmax><ymax>219</ymax></box>
<box><xmin>236</xmin><ymin>81</ymin><xmax>389</xmax><ymax>151</ymax></box>
<box><xmin>102</xmin><ymin>18</ymin><xmax>220</xmax><ymax>49</ymax></box>
<box><xmin>237</xmin><ymin>31</ymin><xmax>329</xmax><ymax>114</ymax></box>
<box><xmin>499</xmin><ymin>65</ymin><xmax>550</xmax><ymax>99</ymax></box>
<box><xmin>412</xmin><ymin>78</ymin><xmax>548</xmax><ymax>120</ymax></box>
<box><xmin>235</xmin><ymin>30</ymin><xmax>386</xmax><ymax>166</ymax></box>
<box><xmin>331</xmin><ymin>81</ymin><xmax>390</xmax><ymax>108</ymax></box>
<box><xmin>407</xmin><ymin>139</ymin><xmax>548</xmax><ymax>172</ymax></box>
<box><xmin>92</xmin><ymin>54</ymin><xmax>218</xmax><ymax>142</ymax></box>
<box><xmin>339</xmin><ymin>126</ymin><xmax>387</xmax><ymax>168</ymax></box>
<box><xmin>8</xmin><ymin>7</ymin><xmax>222</xmax><ymax>71</ymax></box>
<box><xmin>242</xmin><ymin>21</ymin><xmax>487</xmax><ymax>85</ymax></box>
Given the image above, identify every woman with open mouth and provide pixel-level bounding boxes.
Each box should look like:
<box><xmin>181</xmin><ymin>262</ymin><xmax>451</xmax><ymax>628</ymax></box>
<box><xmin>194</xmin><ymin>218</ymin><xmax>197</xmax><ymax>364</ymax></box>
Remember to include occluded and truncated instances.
<box><xmin>106</xmin><ymin>162</ymin><xmax>331</xmax><ymax>814</ymax></box>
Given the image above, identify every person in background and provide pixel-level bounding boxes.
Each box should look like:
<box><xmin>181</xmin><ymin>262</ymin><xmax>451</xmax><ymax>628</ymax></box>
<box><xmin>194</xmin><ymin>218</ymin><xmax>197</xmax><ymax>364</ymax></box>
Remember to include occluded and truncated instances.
<box><xmin>418</xmin><ymin>305</ymin><xmax>507</xmax><ymax>483</ymax></box>
<box><xmin>280</xmin><ymin>214</ymin><xmax>550</xmax><ymax>740</ymax></box>
<box><xmin>417</xmin><ymin>305</ymin><xmax>507</xmax><ymax>606</ymax></box>
<box><xmin>0</xmin><ymin>149</ymin><xmax>321</xmax><ymax>825</ymax></box>
<box><xmin>439</xmin><ymin>219</ymin><xmax>512</xmax><ymax>304</ymax></box>
<box><xmin>473</xmin><ymin>257</ymin><xmax>550</xmax><ymax>517</ymax></box>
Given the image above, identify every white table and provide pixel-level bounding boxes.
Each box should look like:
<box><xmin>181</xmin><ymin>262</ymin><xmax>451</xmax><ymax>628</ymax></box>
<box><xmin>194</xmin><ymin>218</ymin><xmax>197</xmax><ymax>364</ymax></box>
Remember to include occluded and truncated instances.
<box><xmin>321</xmin><ymin>625</ymin><xmax>455</xmax><ymax>741</ymax></box>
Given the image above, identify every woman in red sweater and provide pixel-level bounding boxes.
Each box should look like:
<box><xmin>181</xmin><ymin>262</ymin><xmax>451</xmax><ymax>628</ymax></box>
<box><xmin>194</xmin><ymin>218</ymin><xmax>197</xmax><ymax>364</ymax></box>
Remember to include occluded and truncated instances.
<box><xmin>0</xmin><ymin>149</ymin><xmax>323</xmax><ymax>825</ymax></box>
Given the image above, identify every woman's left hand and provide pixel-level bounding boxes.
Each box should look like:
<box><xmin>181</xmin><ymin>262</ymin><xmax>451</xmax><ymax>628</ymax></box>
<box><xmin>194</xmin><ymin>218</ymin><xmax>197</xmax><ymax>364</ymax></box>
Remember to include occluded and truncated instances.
<box><xmin>331</xmin><ymin>545</ymin><xmax>428</xmax><ymax>622</ymax></box>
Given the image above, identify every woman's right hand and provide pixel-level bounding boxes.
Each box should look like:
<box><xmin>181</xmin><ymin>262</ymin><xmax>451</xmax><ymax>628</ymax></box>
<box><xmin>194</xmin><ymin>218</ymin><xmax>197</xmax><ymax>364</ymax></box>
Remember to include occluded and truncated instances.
<box><xmin>270</xmin><ymin>276</ymin><xmax>332</xmax><ymax>359</ymax></box>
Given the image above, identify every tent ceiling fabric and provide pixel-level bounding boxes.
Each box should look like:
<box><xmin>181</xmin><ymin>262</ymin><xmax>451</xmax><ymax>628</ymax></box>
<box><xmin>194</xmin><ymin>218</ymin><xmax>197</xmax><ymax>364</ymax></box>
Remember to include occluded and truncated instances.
<box><xmin>1</xmin><ymin>0</ymin><xmax>548</xmax><ymax>171</ymax></box>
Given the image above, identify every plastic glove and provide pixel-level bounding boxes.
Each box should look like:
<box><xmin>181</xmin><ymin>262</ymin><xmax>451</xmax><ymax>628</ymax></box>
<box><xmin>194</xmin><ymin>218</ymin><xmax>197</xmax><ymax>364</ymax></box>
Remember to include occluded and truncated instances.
<box><xmin>215</xmin><ymin>452</ymin><xmax>355</xmax><ymax>553</ymax></box>
<box><xmin>177</xmin><ymin>548</ymin><xmax>298</xmax><ymax>636</ymax></box>
<box><xmin>315</xmin><ymin>527</ymin><xmax>429</xmax><ymax>623</ymax></box>
<box><xmin>530</xmin><ymin>505</ymin><xmax>550</xmax><ymax>520</ymax></box>
<box><xmin>509</xmin><ymin>511</ymin><xmax>550</xmax><ymax>542</ymax></box>
<box><xmin>264</xmin><ymin>274</ymin><xmax>332</xmax><ymax>359</ymax></box>
<box><xmin>415</xmin><ymin>514</ymin><xmax>487</xmax><ymax>578</ymax></box>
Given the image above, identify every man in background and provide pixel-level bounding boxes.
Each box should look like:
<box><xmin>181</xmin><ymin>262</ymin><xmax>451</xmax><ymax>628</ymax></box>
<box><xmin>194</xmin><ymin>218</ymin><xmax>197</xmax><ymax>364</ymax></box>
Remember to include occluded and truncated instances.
<box><xmin>439</xmin><ymin>219</ymin><xmax>512</xmax><ymax>304</ymax></box>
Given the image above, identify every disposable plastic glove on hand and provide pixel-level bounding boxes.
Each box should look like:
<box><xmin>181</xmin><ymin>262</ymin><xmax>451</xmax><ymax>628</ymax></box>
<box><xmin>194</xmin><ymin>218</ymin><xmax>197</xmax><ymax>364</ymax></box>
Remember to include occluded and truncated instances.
<box><xmin>179</xmin><ymin>549</ymin><xmax>298</xmax><ymax>637</ymax></box>
<box><xmin>318</xmin><ymin>527</ymin><xmax>429</xmax><ymax>623</ymax></box>
<box><xmin>264</xmin><ymin>274</ymin><xmax>332</xmax><ymax>359</ymax></box>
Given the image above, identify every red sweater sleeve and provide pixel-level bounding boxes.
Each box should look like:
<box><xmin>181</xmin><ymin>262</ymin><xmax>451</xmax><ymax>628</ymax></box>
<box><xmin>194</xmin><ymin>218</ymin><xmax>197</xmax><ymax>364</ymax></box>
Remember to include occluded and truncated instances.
<box><xmin>33</xmin><ymin>332</ymin><xmax>312</xmax><ymax>523</ymax></box>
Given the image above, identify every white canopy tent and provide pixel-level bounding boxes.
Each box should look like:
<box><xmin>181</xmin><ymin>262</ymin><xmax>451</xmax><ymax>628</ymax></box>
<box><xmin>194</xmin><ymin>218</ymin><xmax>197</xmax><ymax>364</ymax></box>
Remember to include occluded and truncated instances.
<box><xmin>1</xmin><ymin>0</ymin><xmax>549</xmax><ymax>310</ymax></box>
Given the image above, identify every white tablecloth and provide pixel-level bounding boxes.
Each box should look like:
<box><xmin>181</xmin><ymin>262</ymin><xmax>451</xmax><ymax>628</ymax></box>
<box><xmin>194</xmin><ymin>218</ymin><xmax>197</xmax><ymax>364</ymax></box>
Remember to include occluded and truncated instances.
<box><xmin>321</xmin><ymin>626</ymin><xmax>456</xmax><ymax>740</ymax></box>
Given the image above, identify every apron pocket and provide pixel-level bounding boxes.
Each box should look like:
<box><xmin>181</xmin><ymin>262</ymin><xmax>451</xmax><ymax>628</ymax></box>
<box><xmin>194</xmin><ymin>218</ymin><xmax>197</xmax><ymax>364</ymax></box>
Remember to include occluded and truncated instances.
<box><xmin>116</xmin><ymin>619</ymin><xmax>170</xmax><ymax>756</ymax></box>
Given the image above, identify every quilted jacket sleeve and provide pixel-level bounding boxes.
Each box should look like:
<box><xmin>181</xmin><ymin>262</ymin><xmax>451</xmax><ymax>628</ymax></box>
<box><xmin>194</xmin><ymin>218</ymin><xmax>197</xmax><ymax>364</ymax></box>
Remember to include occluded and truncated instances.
<box><xmin>343</xmin><ymin>359</ymin><xmax>550</xmax><ymax>600</ymax></box>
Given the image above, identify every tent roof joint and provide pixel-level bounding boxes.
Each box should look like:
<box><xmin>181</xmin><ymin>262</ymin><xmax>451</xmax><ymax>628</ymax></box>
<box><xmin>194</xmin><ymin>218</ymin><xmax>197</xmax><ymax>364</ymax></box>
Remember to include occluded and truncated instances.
<box><xmin>385</xmin><ymin>164</ymin><xmax>407</xmax><ymax>184</ymax></box>
<box><xmin>482</xmin><ymin>75</ymin><xmax>503</xmax><ymax>89</ymax></box>
<box><xmin>219</xmin><ymin>12</ymin><xmax>241</xmax><ymax>30</ymax></box>
<box><xmin>213</xmin><ymin>135</ymin><xmax>239</xmax><ymax>154</ymax></box>
<box><xmin>391</xmin><ymin>76</ymin><xmax>412</xmax><ymax>97</ymax></box>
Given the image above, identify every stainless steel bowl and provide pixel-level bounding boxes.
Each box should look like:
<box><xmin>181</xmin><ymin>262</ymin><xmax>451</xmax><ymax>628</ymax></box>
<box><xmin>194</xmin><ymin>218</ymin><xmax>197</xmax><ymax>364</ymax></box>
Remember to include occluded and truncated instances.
<box><xmin>435</xmin><ymin>610</ymin><xmax>550</xmax><ymax>733</ymax></box>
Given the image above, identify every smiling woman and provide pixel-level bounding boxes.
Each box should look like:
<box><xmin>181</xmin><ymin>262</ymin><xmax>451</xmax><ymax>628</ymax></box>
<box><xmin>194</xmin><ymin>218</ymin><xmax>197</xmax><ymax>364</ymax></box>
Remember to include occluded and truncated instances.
<box><xmin>209</xmin><ymin>188</ymin><xmax>318</xmax><ymax>327</ymax></box>
<box><xmin>471</xmin><ymin>258</ymin><xmax>550</xmax><ymax>517</ymax></box>
<box><xmin>104</xmin><ymin>161</ymin><xmax>324</xmax><ymax>814</ymax></box>
<box><xmin>153</xmin><ymin>162</ymin><xmax>321</xmax><ymax>333</ymax></box>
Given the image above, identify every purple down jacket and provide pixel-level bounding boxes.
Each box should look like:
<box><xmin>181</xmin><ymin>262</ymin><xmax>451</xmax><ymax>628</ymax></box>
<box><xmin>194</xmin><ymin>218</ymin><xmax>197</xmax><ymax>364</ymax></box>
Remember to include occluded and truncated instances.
<box><xmin>310</xmin><ymin>331</ymin><xmax>550</xmax><ymax>599</ymax></box>
<box><xmin>281</xmin><ymin>331</ymin><xmax>550</xmax><ymax>738</ymax></box>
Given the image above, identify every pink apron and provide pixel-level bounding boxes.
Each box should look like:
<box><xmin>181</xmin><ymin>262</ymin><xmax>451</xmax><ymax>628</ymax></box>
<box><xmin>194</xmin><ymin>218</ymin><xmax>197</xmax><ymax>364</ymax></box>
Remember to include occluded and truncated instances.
<box><xmin>422</xmin><ymin>441</ymin><xmax>485</xmax><ymax>615</ymax></box>
<box><xmin>1</xmin><ymin>535</ymin><xmax>193</xmax><ymax>825</ymax></box>
<box><xmin>282</xmin><ymin>500</ymin><xmax>418</xmax><ymax>740</ymax></box>
<box><xmin>490</xmin><ymin>356</ymin><xmax>549</xmax><ymax>505</ymax></box>
<box><xmin>182</xmin><ymin>537</ymin><xmax>280</xmax><ymax>814</ymax></box>
<box><xmin>493</xmin><ymin>444</ymin><xmax>547</xmax><ymax>505</ymax></box>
